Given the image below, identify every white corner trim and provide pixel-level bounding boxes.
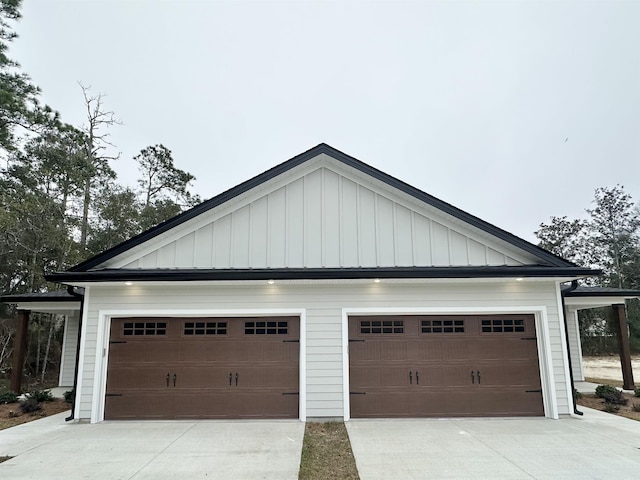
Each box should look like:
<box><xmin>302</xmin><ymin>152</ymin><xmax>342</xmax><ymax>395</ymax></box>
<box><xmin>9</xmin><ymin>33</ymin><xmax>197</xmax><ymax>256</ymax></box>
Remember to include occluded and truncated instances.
<box><xmin>555</xmin><ymin>282</ymin><xmax>576</xmax><ymax>418</ymax></box>
<box><xmin>92</xmin><ymin>308</ymin><xmax>307</xmax><ymax>423</ymax></box>
<box><xmin>341</xmin><ymin>305</ymin><xmax>558</xmax><ymax>420</ymax></box>
<box><xmin>341</xmin><ymin>309</ymin><xmax>350</xmax><ymax>421</ymax></box>
<box><xmin>74</xmin><ymin>286</ymin><xmax>90</xmax><ymax>421</ymax></box>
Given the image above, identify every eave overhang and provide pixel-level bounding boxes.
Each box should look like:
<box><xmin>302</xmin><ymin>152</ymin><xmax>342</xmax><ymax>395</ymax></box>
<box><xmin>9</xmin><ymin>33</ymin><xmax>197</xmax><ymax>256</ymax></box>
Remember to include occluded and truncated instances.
<box><xmin>46</xmin><ymin>266</ymin><xmax>600</xmax><ymax>283</ymax></box>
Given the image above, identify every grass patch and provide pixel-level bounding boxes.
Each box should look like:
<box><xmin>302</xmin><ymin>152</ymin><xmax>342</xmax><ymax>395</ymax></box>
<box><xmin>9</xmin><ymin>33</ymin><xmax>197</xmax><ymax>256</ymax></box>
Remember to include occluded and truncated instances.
<box><xmin>299</xmin><ymin>422</ymin><xmax>359</xmax><ymax>480</ymax></box>
<box><xmin>585</xmin><ymin>377</ymin><xmax>625</xmax><ymax>388</ymax></box>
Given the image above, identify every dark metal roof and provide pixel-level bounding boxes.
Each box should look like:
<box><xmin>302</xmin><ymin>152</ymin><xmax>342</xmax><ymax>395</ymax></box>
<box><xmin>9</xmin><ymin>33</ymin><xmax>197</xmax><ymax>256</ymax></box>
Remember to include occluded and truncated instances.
<box><xmin>0</xmin><ymin>290</ymin><xmax>83</xmax><ymax>303</ymax></box>
<box><xmin>46</xmin><ymin>266</ymin><xmax>599</xmax><ymax>283</ymax></box>
<box><xmin>64</xmin><ymin>143</ymin><xmax>576</xmax><ymax>275</ymax></box>
<box><xmin>562</xmin><ymin>286</ymin><xmax>640</xmax><ymax>298</ymax></box>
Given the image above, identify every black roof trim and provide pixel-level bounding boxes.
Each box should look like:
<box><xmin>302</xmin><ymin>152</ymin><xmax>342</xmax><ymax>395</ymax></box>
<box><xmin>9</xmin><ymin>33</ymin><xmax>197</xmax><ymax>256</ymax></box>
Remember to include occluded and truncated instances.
<box><xmin>0</xmin><ymin>290</ymin><xmax>82</xmax><ymax>303</ymax></box>
<box><xmin>47</xmin><ymin>266</ymin><xmax>600</xmax><ymax>283</ymax></box>
<box><xmin>69</xmin><ymin>143</ymin><xmax>574</xmax><ymax>272</ymax></box>
<box><xmin>562</xmin><ymin>286</ymin><xmax>640</xmax><ymax>298</ymax></box>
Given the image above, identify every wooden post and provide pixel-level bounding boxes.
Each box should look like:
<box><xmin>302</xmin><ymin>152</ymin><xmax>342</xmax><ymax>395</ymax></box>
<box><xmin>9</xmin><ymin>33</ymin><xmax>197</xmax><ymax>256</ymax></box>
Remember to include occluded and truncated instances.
<box><xmin>613</xmin><ymin>303</ymin><xmax>635</xmax><ymax>390</ymax></box>
<box><xmin>10</xmin><ymin>309</ymin><xmax>30</xmax><ymax>393</ymax></box>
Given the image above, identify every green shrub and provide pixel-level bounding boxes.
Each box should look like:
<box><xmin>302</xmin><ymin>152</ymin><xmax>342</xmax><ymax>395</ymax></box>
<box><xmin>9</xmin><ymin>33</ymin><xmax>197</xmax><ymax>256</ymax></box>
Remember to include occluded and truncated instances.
<box><xmin>603</xmin><ymin>403</ymin><xmax>619</xmax><ymax>413</ymax></box>
<box><xmin>595</xmin><ymin>384</ymin><xmax>618</xmax><ymax>399</ymax></box>
<box><xmin>601</xmin><ymin>390</ymin><xmax>628</xmax><ymax>406</ymax></box>
<box><xmin>19</xmin><ymin>398</ymin><xmax>42</xmax><ymax>413</ymax></box>
<box><xmin>573</xmin><ymin>388</ymin><xmax>583</xmax><ymax>400</ymax></box>
<box><xmin>63</xmin><ymin>389</ymin><xmax>74</xmax><ymax>404</ymax></box>
<box><xmin>26</xmin><ymin>389</ymin><xmax>54</xmax><ymax>402</ymax></box>
<box><xmin>635</xmin><ymin>387</ymin><xmax>640</xmax><ymax>398</ymax></box>
<box><xmin>0</xmin><ymin>391</ymin><xmax>18</xmax><ymax>404</ymax></box>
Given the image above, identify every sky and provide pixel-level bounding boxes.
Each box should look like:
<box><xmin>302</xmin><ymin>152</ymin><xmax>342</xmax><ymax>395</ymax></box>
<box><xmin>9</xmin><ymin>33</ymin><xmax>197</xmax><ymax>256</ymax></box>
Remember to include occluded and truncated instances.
<box><xmin>8</xmin><ymin>0</ymin><xmax>640</xmax><ymax>242</ymax></box>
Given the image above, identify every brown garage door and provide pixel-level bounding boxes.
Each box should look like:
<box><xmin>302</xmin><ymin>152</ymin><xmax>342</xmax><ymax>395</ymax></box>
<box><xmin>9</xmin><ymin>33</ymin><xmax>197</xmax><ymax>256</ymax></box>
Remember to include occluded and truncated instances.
<box><xmin>105</xmin><ymin>317</ymin><xmax>299</xmax><ymax>420</ymax></box>
<box><xmin>349</xmin><ymin>315</ymin><xmax>543</xmax><ymax>417</ymax></box>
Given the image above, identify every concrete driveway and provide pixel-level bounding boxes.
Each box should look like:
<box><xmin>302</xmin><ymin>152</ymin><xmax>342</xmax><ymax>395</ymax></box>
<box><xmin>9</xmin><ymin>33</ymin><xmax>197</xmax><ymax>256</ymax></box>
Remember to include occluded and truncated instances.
<box><xmin>346</xmin><ymin>407</ymin><xmax>640</xmax><ymax>479</ymax></box>
<box><xmin>0</xmin><ymin>413</ymin><xmax>304</xmax><ymax>480</ymax></box>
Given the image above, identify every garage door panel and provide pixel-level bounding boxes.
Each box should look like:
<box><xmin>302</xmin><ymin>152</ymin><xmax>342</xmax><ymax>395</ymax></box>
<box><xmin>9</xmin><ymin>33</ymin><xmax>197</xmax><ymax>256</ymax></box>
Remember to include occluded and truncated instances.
<box><xmin>105</xmin><ymin>366</ymin><xmax>177</xmax><ymax>389</ymax></box>
<box><xmin>105</xmin><ymin>391</ymin><xmax>176</xmax><ymax>420</ymax></box>
<box><xmin>351</xmin><ymin>366</ymin><xmax>412</xmax><ymax>388</ymax></box>
<box><xmin>349</xmin><ymin>315</ymin><xmax>543</xmax><ymax>418</ymax></box>
<box><xmin>108</xmin><ymin>341</ymin><xmax>173</xmax><ymax>364</ymax></box>
<box><xmin>105</xmin><ymin>317</ymin><xmax>299</xmax><ymax>420</ymax></box>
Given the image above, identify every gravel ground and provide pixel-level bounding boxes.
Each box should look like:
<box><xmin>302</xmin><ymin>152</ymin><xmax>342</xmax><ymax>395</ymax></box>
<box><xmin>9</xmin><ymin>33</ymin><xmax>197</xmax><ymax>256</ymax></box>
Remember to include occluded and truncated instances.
<box><xmin>583</xmin><ymin>355</ymin><xmax>640</xmax><ymax>382</ymax></box>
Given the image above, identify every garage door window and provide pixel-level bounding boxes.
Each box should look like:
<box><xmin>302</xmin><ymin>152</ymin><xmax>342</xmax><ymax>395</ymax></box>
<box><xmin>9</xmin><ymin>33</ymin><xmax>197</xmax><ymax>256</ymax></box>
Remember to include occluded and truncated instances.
<box><xmin>123</xmin><ymin>322</ymin><xmax>167</xmax><ymax>336</ymax></box>
<box><xmin>421</xmin><ymin>319</ymin><xmax>464</xmax><ymax>334</ymax></box>
<box><xmin>481</xmin><ymin>318</ymin><xmax>525</xmax><ymax>333</ymax></box>
<box><xmin>244</xmin><ymin>321</ymin><xmax>288</xmax><ymax>335</ymax></box>
<box><xmin>184</xmin><ymin>321</ymin><xmax>227</xmax><ymax>335</ymax></box>
<box><xmin>360</xmin><ymin>320</ymin><xmax>404</xmax><ymax>334</ymax></box>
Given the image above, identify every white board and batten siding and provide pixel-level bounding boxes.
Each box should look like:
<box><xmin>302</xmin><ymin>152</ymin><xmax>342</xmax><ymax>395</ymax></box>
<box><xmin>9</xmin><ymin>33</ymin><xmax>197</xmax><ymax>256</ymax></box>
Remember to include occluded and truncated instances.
<box><xmin>102</xmin><ymin>156</ymin><xmax>538</xmax><ymax>271</ymax></box>
<box><xmin>77</xmin><ymin>280</ymin><xmax>570</xmax><ymax>421</ymax></box>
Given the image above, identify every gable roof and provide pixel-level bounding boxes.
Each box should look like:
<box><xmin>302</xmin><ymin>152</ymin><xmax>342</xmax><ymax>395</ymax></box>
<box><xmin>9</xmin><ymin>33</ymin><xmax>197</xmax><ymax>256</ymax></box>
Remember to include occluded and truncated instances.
<box><xmin>48</xmin><ymin>143</ymin><xmax>598</xmax><ymax>282</ymax></box>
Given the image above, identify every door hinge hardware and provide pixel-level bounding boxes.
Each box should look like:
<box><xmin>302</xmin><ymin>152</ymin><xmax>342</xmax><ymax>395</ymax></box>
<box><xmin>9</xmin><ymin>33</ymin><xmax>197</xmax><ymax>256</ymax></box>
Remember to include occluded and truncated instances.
<box><xmin>282</xmin><ymin>392</ymin><xmax>300</xmax><ymax>395</ymax></box>
<box><xmin>105</xmin><ymin>393</ymin><xmax>123</xmax><ymax>397</ymax></box>
<box><xmin>525</xmin><ymin>389</ymin><xmax>542</xmax><ymax>393</ymax></box>
<box><xmin>349</xmin><ymin>391</ymin><xmax>366</xmax><ymax>395</ymax></box>
<box><xmin>109</xmin><ymin>341</ymin><xmax>127</xmax><ymax>344</ymax></box>
<box><xmin>282</xmin><ymin>339</ymin><xmax>300</xmax><ymax>343</ymax></box>
<box><xmin>349</xmin><ymin>339</ymin><xmax>365</xmax><ymax>342</ymax></box>
<box><xmin>521</xmin><ymin>337</ymin><xmax>536</xmax><ymax>341</ymax></box>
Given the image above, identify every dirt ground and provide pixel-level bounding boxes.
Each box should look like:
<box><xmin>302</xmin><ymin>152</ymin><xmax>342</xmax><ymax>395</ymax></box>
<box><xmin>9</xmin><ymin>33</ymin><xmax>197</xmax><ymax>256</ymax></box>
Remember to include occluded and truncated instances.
<box><xmin>582</xmin><ymin>355</ymin><xmax>640</xmax><ymax>383</ymax></box>
<box><xmin>0</xmin><ymin>400</ymin><xmax>70</xmax><ymax>430</ymax></box>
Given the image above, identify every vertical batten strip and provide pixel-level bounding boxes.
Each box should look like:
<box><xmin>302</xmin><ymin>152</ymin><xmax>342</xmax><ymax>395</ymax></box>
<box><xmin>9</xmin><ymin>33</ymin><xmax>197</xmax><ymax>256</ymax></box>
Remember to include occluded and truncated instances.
<box><xmin>428</xmin><ymin>219</ymin><xmax>434</xmax><ymax>266</ymax></box>
<box><xmin>266</xmin><ymin>194</ymin><xmax>271</xmax><ymax>268</ymax></box>
<box><xmin>356</xmin><ymin>184</ymin><xmax>361</xmax><ymax>267</ymax></box>
<box><xmin>373</xmin><ymin>193</ymin><xmax>379</xmax><ymax>267</ymax></box>
<box><xmin>338</xmin><ymin>174</ymin><xmax>343</xmax><ymax>267</ymax></box>
<box><xmin>248</xmin><ymin>202</ymin><xmax>253</xmax><ymax>269</ymax></box>
<box><xmin>321</xmin><ymin>168</ymin><xmax>325</xmax><ymax>267</ymax></box>
<box><xmin>392</xmin><ymin>202</ymin><xmax>398</xmax><ymax>266</ymax></box>
<box><xmin>465</xmin><ymin>236</ymin><xmax>471</xmax><ymax>266</ymax></box>
<box><xmin>410</xmin><ymin>211</ymin><xmax>416</xmax><ymax>266</ymax></box>
<box><xmin>284</xmin><ymin>184</ymin><xmax>289</xmax><ymax>268</ymax></box>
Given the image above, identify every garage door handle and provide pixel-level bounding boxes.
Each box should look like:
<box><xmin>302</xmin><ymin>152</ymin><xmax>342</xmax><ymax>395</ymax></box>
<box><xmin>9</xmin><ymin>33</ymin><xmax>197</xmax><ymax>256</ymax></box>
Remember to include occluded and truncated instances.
<box><xmin>409</xmin><ymin>371</ymin><xmax>412</xmax><ymax>385</ymax></box>
<box><xmin>235</xmin><ymin>372</ymin><xmax>239</xmax><ymax>386</ymax></box>
<box><xmin>229</xmin><ymin>372</ymin><xmax>232</xmax><ymax>386</ymax></box>
<box><xmin>477</xmin><ymin>370</ymin><xmax>481</xmax><ymax>384</ymax></box>
<box><xmin>173</xmin><ymin>373</ymin><xmax>177</xmax><ymax>387</ymax></box>
<box><xmin>416</xmin><ymin>371</ymin><xmax>419</xmax><ymax>385</ymax></box>
<box><xmin>166</xmin><ymin>373</ymin><xmax>170</xmax><ymax>387</ymax></box>
<box><xmin>471</xmin><ymin>371</ymin><xmax>475</xmax><ymax>384</ymax></box>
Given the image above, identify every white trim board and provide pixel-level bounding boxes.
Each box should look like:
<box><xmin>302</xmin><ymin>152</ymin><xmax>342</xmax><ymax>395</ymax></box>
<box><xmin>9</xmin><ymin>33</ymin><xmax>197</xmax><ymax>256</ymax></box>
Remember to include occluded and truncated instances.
<box><xmin>91</xmin><ymin>308</ymin><xmax>307</xmax><ymax>423</ymax></box>
<box><xmin>341</xmin><ymin>305</ymin><xmax>557</xmax><ymax>421</ymax></box>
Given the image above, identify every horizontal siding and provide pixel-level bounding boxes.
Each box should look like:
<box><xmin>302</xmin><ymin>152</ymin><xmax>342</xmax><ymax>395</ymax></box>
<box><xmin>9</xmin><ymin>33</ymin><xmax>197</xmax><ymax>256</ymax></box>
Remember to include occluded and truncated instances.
<box><xmin>122</xmin><ymin>166</ymin><xmax>535</xmax><ymax>270</ymax></box>
<box><xmin>77</xmin><ymin>281</ymin><xmax>568</xmax><ymax>420</ymax></box>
